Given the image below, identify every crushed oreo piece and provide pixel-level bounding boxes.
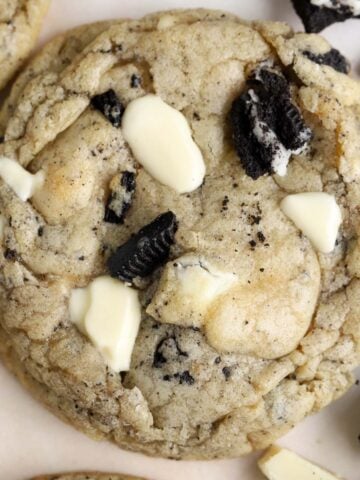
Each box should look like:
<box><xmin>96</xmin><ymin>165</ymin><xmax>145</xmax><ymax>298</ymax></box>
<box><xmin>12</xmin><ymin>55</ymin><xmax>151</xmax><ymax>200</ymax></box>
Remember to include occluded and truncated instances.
<box><xmin>291</xmin><ymin>0</ymin><xmax>360</xmax><ymax>33</ymax></box>
<box><xmin>0</xmin><ymin>135</ymin><xmax>4</xmax><ymax>144</ymax></box>
<box><xmin>108</xmin><ymin>211</ymin><xmax>178</xmax><ymax>282</ymax></box>
<box><xmin>4</xmin><ymin>248</ymin><xmax>17</xmax><ymax>261</ymax></box>
<box><xmin>91</xmin><ymin>89</ymin><xmax>125</xmax><ymax>127</ymax></box>
<box><xmin>230</xmin><ymin>62</ymin><xmax>311</xmax><ymax>180</ymax></box>
<box><xmin>130</xmin><ymin>74</ymin><xmax>142</xmax><ymax>88</ymax></box>
<box><xmin>153</xmin><ymin>335</ymin><xmax>188</xmax><ymax>368</ymax></box>
<box><xmin>174</xmin><ymin>370</ymin><xmax>195</xmax><ymax>385</ymax></box>
<box><xmin>105</xmin><ymin>171</ymin><xmax>136</xmax><ymax>224</ymax></box>
<box><xmin>303</xmin><ymin>48</ymin><xmax>350</xmax><ymax>73</ymax></box>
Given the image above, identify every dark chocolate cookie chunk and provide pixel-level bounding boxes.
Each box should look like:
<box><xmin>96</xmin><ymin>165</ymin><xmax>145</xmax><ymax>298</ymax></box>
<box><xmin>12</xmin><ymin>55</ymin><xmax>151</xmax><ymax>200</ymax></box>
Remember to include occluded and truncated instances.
<box><xmin>291</xmin><ymin>0</ymin><xmax>360</xmax><ymax>33</ymax></box>
<box><xmin>91</xmin><ymin>89</ymin><xmax>125</xmax><ymax>127</ymax></box>
<box><xmin>105</xmin><ymin>171</ymin><xmax>136</xmax><ymax>224</ymax></box>
<box><xmin>303</xmin><ymin>48</ymin><xmax>350</xmax><ymax>73</ymax></box>
<box><xmin>230</xmin><ymin>63</ymin><xmax>311</xmax><ymax>180</ymax></box>
<box><xmin>108</xmin><ymin>211</ymin><xmax>178</xmax><ymax>282</ymax></box>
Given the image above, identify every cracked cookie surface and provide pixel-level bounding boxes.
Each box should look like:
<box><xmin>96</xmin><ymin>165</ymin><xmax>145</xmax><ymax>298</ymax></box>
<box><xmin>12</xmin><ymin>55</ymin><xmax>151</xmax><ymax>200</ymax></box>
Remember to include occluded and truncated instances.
<box><xmin>0</xmin><ymin>0</ymin><xmax>50</xmax><ymax>90</ymax></box>
<box><xmin>0</xmin><ymin>9</ymin><xmax>359</xmax><ymax>460</ymax></box>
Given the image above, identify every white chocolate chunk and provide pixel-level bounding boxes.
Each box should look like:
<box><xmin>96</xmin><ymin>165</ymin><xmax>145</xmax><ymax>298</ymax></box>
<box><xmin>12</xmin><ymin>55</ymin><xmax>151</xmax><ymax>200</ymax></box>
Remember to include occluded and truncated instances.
<box><xmin>122</xmin><ymin>94</ymin><xmax>206</xmax><ymax>193</ymax></box>
<box><xmin>157</xmin><ymin>14</ymin><xmax>179</xmax><ymax>29</ymax></box>
<box><xmin>280</xmin><ymin>192</ymin><xmax>342</xmax><ymax>253</ymax></box>
<box><xmin>259</xmin><ymin>446</ymin><xmax>340</xmax><ymax>480</ymax></box>
<box><xmin>0</xmin><ymin>156</ymin><xmax>44</xmax><ymax>201</ymax></box>
<box><xmin>147</xmin><ymin>255</ymin><xmax>238</xmax><ymax>328</ymax></box>
<box><xmin>69</xmin><ymin>276</ymin><xmax>141</xmax><ymax>372</ymax></box>
<box><xmin>0</xmin><ymin>214</ymin><xmax>5</xmax><ymax>242</ymax></box>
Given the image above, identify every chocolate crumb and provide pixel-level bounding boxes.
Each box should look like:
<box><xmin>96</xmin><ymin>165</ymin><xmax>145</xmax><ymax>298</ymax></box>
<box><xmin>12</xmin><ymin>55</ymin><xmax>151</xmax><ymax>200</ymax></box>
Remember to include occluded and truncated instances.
<box><xmin>214</xmin><ymin>356</ymin><xmax>221</xmax><ymax>364</ymax></box>
<box><xmin>153</xmin><ymin>335</ymin><xmax>188</xmax><ymax>368</ymax></box>
<box><xmin>222</xmin><ymin>367</ymin><xmax>232</xmax><ymax>380</ymax></box>
<box><xmin>257</xmin><ymin>231</ymin><xmax>266</xmax><ymax>242</ymax></box>
<box><xmin>177</xmin><ymin>370</ymin><xmax>195</xmax><ymax>385</ymax></box>
<box><xmin>4</xmin><ymin>249</ymin><xmax>17</xmax><ymax>261</ymax></box>
<box><xmin>130</xmin><ymin>74</ymin><xmax>142</xmax><ymax>88</ymax></box>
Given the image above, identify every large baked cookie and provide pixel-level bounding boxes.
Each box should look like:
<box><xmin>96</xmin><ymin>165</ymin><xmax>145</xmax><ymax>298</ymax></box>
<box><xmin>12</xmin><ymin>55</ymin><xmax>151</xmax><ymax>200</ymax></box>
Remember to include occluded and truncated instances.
<box><xmin>0</xmin><ymin>9</ymin><xmax>359</xmax><ymax>460</ymax></box>
<box><xmin>0</xmin><ymin>0</ymin><xmax>50</xmax><ymax>90</ymax></box>
<box><xmin>32</xmin><ymin>474</ymin><xmax>145</xmax><ymax>480</ymax></box>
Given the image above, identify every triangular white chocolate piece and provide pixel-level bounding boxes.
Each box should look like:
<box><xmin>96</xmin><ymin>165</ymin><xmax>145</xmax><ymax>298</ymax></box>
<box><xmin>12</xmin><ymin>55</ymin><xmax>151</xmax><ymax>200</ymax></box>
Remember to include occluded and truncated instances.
<box><xmin>280</xmin><ymin>192</ymin><xmax>342</xmax><ymax>253</ymax></box>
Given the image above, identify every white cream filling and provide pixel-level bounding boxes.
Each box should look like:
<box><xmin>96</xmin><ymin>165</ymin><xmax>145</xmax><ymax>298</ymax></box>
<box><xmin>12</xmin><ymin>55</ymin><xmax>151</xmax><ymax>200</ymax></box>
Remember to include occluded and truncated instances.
<box><xmin>0</xmin><ymin>156</ymin><xmax>44</xmax><ymax>201</ymax></box>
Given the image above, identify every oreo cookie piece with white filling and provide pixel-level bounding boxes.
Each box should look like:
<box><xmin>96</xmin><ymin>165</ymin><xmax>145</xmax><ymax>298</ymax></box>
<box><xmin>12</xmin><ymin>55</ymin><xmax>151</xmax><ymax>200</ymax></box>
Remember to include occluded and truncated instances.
<box><xmin>303</xmin><ymin>48</ymin><xmax>350</xmax><ymax>73</ymax></box>
<box><xmin>104</xmin><ymin>171</ymin><xmax>136</xmax><ymax>224</ymax></box>
<box><xmin>291</xmin><ymin>0</ymin><xmax>360</xmax><ymax>32</ymax></box>
<box><xmin>230</xmin><ymin>64</ymin><xmax>312</xmax><ymax>179</ymax></box>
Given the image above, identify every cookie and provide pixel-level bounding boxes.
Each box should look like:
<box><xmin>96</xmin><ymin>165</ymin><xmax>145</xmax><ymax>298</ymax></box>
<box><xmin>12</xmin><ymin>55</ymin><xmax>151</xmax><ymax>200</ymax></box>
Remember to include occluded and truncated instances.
<box><xmin>291</xmin><ymin>0</ymin><xmax>360</xmax><ymax>32</ymax></box>
<box><xmin>0</xmin><ymin>9</ymin><xmax>359</xmax><ymax>461</ymax></box>
<box><xmin>31</xmin><ymin>474</ymin><xmax>145</xmax><ymax>480</ymax></box>
<box><xmin>0</xmin><ymin>0</ymin><xmax>50</xmax><ymax>90</ymax></box>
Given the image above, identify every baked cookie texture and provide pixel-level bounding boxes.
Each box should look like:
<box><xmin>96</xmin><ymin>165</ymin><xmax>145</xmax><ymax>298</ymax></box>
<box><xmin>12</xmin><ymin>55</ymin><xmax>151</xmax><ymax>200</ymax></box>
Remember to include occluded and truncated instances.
<box><xmin>32</xmin><ymin>474</ymin><xmax>145</xmax><ymax>480</ymax></box>
<box><xmin>0</xmin><ymin>9</ymin><xmax>359</xmax><ymax>460</ymax></box>
<box><xmin>0</xmin><ymin>0</ymin><xmax>50</xmax><ymax>90</ymax></box>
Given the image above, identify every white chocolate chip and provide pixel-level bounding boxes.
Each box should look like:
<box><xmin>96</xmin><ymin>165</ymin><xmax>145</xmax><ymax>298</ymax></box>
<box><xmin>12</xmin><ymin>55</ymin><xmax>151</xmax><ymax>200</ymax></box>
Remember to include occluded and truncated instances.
<box><xmin>259</xmin><ymin>446</ymin><xmax>340</xmax><ymax>480</ymax></box>
<box><xmin>0</xmin><ymin>156</ymin><xmax>44</xmax><ymax>201</ymax></box>
<box><xmin>147</xmin><ymin>255</ymin><xmax>238</xmax><ymax>328</ymax></box>
<box><xmin>157</xmin><ymin>14</ymin><xmax>179</xmax><ymax>30</ymax></box>
<box><xmin>69</xmin><ymin>276</ymin><xmax>141</xmax><ymax>372</ymax></box>
<box><xmin>122</xmin><ymin>94</ymin><xmax>206</xmax><ymax>193</ymax></box>
<box><xmin>280</xmin><ymin>192</ymin><xmax>342</xmax><ymax>253</ymax></box>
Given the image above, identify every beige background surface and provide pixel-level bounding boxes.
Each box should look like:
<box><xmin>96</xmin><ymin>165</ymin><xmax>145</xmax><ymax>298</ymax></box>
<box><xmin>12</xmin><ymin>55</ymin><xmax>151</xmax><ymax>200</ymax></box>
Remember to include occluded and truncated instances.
<box><xmin>0</xmin><ymin>1</ymin><xmax>359</xmax><ymax>479</ymax></box>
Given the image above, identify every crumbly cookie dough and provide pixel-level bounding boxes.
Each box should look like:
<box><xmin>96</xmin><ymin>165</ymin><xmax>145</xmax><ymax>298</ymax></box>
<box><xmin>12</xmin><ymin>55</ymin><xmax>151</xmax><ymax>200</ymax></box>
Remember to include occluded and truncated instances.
<box><xmin>0</xmin><ymin>0</ymin><xmax>50</xmax><ymax>90</ymax></box>
<box><xmin>0</xmin><ymin>9</ymin><xmax>359</xmax><ymax>460</ymax></box>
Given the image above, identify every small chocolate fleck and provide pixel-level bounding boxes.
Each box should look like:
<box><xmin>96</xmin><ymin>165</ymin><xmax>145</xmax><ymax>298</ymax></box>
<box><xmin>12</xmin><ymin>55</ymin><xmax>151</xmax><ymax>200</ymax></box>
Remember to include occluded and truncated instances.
<box><xmin>4</xmin><ymin>249</ymin><xmax>17</xmax><ymax>261</ymax></box>
<box><xmin>214</xmin><ymin>356</ymin><xmax>221</xmax><ymax>364</ymax></box>
<box><xmin>249</xmin><ymin>240</ymin><xmax>257</xmax><ymax>248</ymax></box>
<box><xmin>177</xmin><ymin>370</ymin><xmax>195</xmax><ymax>385</ymax></box>
<box><xmin>37</xmin><ymin>226</ymin><xmax>44</xmax><ymax>237</ymax></box>
<box><xmin>222</xmin><ymin>366</ymin><xmax>232</xmax><ymax>380</ymax></box>
<box><xmin>153</xmin><ymin>335</ymin><xmax>188</xmax><ymax>368</ymax></box>
<box><xmin>130</xmin><ymin>74</ymin><xmax>142</xmax><ymax>88</ymax></box>
<box><xmin>257</xmin><ymin>231</ymin><xmax>266</xmax><ymax>243</ymax></box>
